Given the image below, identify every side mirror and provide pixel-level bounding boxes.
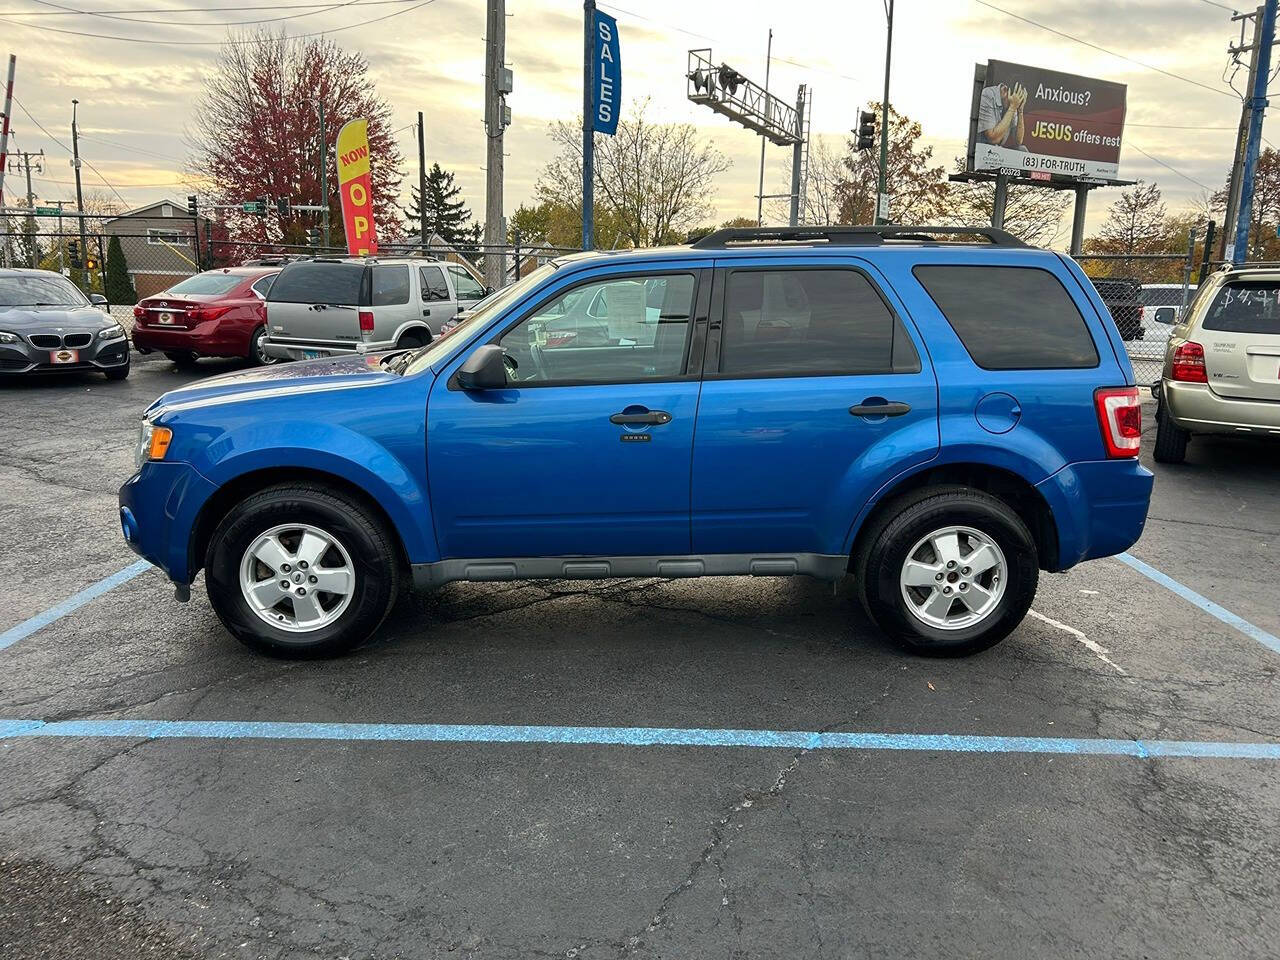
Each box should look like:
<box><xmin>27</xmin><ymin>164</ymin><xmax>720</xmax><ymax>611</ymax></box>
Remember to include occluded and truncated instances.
<box><xmin>456</xmin><ymin>343</ymin><xmax>508</xmax><ymax>390</ymax></box>
<box><xmin>1154</xmin><ymin>306</ymin><xmax>1176</xmax><ymax>325</ymax></box>
<box><xmin>89</xmin><ymin>293</ymin><xmax>108</xmax><ymax>307</ymax></box>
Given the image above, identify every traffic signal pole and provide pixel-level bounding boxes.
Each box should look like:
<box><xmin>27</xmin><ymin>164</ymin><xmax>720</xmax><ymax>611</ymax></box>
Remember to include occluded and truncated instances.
<box><xmin>875</xmin><ymin>0</ymin><xmax>894</xmax><ymax>225</ymax></box>
<box><xmin>1233</xmin><ymin>0</ymin><xmax>1277</xmax><ymax>264</ymax></box>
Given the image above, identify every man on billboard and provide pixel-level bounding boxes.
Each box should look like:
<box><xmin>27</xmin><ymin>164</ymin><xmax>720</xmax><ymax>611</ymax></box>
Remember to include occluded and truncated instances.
<box><xmin>978</xmin><ymin>79</ymin><xmax>1029</xmax><ymax>150</ymax></box>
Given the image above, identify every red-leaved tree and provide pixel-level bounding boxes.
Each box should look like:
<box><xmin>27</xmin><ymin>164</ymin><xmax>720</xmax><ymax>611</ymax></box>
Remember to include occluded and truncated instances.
<box><xmin>188</xmin><ymin>28</ymin><xmax>404</xmax><ymax>248</ymax></box>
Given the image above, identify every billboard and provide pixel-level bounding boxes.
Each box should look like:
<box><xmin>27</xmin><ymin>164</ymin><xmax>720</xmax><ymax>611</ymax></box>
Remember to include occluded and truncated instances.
<box><xmin>967</xmin><ymin>60</ymin><xmax>1126</xmax><ymax>181</ymax></box>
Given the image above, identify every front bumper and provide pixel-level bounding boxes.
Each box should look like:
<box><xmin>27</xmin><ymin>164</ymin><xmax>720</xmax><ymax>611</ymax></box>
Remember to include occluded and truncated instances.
<box><xmin>1162</xmin><ymin>380</ymin><xmax>1280</xmax><ymax>437</ymax></box>
<box><xmin>119</xmin><ymin>460</ymin><xmax>219</xmax><ymax>585</ymax></box>
<box><xmin>0</xmin><ymin>333</ymin><xmax>130</xmax><ymax>373</ymax></box>
<box><xmin>1035</xmin><ymin>458</ymin><xmax>1155</xmax><ymax>570</ymax></box>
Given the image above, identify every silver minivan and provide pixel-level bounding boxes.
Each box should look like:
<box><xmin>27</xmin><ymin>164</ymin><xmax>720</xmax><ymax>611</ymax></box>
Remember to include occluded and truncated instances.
<box><xmin>262</xmin><ymin>257</ymin><xmax>488</xmax><ymax>361</ymax></box>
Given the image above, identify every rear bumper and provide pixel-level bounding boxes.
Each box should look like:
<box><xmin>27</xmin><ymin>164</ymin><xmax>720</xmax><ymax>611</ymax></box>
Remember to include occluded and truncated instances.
<box><xmin>132</xmin><ymin>320</ymin><xmax>251</xmax><ymax>357</ymax></box>
<box><xmin>1162</xmin><ymin>380</ymin><xmax>1280</xmax><ymax>436</ymax></box>
<box><xmin>262</xmin><ymin>338</ymin><xmax>388</xmax><ymax>362</ymax></box>
<box><xmin>1036</xmin><ymin>458</ymin><xmax>1154</xmax><ymax>570</ymax></box>
<box><xmin>0</xmin><ymin>335</ymin><xmax>130</xmax><ymax>374</ymax></box>
<box><xmin>118</xmin><ymin>461</ymin><xmax>219</xmax><ymax>585</ymax></box>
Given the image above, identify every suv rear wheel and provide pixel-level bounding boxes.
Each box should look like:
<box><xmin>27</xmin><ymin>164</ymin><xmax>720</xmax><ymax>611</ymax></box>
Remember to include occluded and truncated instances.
<box><xmin>1153</xmin><ymin>400</ymin><xmax>1189</xmax><ymax>464</ymax></box>
<box><xmin>204</xmin><ymin>483</ymin><xmax>401</xmax><ymax>657</ymax></box>
<box><xmin>856</xmin><ymin>487</ymin><xmax>1039</xmax><ymax>656</ymax></box>
<box><xmin>248</xmin><ymin>325</ymin><xmax>277</xmax><ymax>366</ymax></box>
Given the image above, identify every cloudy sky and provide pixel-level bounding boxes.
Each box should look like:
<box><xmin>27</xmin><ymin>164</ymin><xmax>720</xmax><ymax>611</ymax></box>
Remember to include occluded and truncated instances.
<box><xmin>0</xmin><ymin>0</ymin><xmax>1255</xmax><ymax>243</ymax></box>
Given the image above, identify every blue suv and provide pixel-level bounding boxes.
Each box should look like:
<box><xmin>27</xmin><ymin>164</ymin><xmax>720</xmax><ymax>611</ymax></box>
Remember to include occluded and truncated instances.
<box><xmin>118</xmin><ymin>226</ymin><xmax>1153</xmax><ymax>657</ymax></box>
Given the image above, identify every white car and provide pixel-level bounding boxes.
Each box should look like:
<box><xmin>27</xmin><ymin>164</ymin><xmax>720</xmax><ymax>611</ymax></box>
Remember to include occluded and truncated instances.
<box><xmin>1130</xmin><ymin>283</ymin><xmax>1189</xmax><ymax>364</ymax></box>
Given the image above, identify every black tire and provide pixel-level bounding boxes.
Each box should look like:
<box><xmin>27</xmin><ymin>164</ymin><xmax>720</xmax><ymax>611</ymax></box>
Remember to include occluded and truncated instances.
<box><xmin>248</xmin><ymin>325</ymin><xmax>277</xmax><ymax>366</ymax></box>
<box><xmin>395</xmin><ymin>329</ymin><xmax>429</xmax><ymax>350</ymax></box>
<box><xmin>103</xmin><ymin>360</ymin><xmax>130</xmax><ymax>381</ymax></box>
<box><xmin>1152</xmin><ymin>400</ymin><xmax>1189</xmax><ymax>464</ymax></box>
<box><xmin>854</xmin><ymin>486</ymin><xmax>1039</xmax><ymax>656</ymax></box>
<box><xmin>164</xmin><ymin>350</ymin><xmax>199</xmax><ymax>367</ymax></box>
<box><xmin>204</xmin><ymin>483</ymin><xmax>402</xmax><ymax>657</ymax></box>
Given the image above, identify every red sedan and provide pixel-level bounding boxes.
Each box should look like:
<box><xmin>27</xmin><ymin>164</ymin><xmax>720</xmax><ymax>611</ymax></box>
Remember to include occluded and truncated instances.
<box><xmin>132</xmin><ymin>266</ymin><xmax>281</xmax><ymax>367</ymax></box>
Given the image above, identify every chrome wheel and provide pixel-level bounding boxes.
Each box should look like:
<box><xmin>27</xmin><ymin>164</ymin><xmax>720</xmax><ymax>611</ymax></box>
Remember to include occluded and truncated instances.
<box><xmin>899</xmin><ymin>525</ymin><xmax>1006</xmax><ymax>631</ymax></box>
<box><xmin>253</xmin><ymin>328</ymin><xmax>277</xmax><ymax>365</ymax></box>
<box><xmin>238</xmin><ymin>523</ymin><xmax>355</xmax><ymax>633</ymax></box>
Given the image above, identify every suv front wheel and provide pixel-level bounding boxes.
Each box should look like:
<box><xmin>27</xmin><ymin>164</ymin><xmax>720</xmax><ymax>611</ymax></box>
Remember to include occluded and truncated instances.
<box><xmin>204</xmin><ymin>483</ymin><xmax>401</xmax><ymax>656</ymax></box>
<box><xmin>856</xmin><ymin>487</ymin><xmax>1039</xmax><ymax>656</ymax></box>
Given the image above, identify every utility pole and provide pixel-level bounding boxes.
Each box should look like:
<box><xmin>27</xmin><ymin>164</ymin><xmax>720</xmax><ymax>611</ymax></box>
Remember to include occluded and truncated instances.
<box><xmin>755</xmin><ymin>28</ymin><xmax>772</xmax><ymax>227</ymax></box>
<box><xmin>1223</xmin><ymin>6</ymin><xmax>1264</xmax><ymax>261</ymax></box>
<box><xmin>788</xmin><ymin>85</ymin><xmax>806</xmax><ymax>226</ymax></box>
<box><xmin>317</xmin><ymin>100</ymin><xmax>329</xmax><ymax>248</ymax></box>
<box><xmin>0</xmin><ymin>55</ymin><xmax>14</xmax><ymax>268</ymax></box>
<box><xmin>417</xmin><ymin>111</ymin><xmax>428</xmax><ymax>252</ymax></box>
<box><xmin>582</xmin><ymin>0</ymin><xmax>595</xmax><ymax>251</ymax></box>
<box><xmin>71</xmin><ymin>99</ymin><xmax>88</xmax><ymax>274</ymax></box>
<box><xmin>876</xmin><ymin>0</ymin><xmax>894</xmax><ymax>225</ymax></box>
<box><xmin>484</xmin><ymin>0</ymin><xmax>507</xmax><ymax>289</ymax></box>
<box><xmin>1233</xmin><ymin>0</ymin><xmax>1277</xmax><ymax>264</ymax></box>
<box><xmin>13</xmin><ymin>148</ymin><xmax>43</xmax><ymax>267</ymax></box>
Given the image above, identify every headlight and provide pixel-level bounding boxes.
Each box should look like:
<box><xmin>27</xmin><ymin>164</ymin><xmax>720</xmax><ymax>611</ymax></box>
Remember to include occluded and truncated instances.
<box><xmin>98</xmin><ymin>324</ymin><xmax>126</xmax><ymax>341</ymax></box>
<box><xmin>135</xmin><ymin>420</ymin><xmax>173</xmax><ymax>469</ymax></box>
<box><xmin>0</xmin><ymin>330</ymin><xmax>18</xmax><ymax>344</ymax></box>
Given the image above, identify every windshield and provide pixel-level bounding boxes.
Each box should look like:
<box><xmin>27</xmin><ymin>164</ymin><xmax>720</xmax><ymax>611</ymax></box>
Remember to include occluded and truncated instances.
<box><xmin>0</xmin><ymin>274</ymin><xmax>89</xmax><ymax>308</ymax></box>
<box><xmin>165</xmin><ymin>272</ymin><xmax>244</xmax><ymax>296</ymax></box>
<box><xmin>399</xmin><ymin>264</ymin><xmax>557</xmax><ymax>376</ymax></box>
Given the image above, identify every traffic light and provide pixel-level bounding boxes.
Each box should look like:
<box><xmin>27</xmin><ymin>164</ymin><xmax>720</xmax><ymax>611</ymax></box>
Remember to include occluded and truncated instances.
<box><xmin>856</xmin><ymin>110</ymin><xmax>876</xmax><ymax>151</ymax></box>
<box><xmin>257</xmin><ymin>196</ymin><xmax>269</xmax><ymax>217</ymax></box>
<box><xmin>85</xmin><ymin>254</ymin><xmax>98</xmax><ymax>271</ymax></box>
<box><xmin>68</xmin><ymin>238</ymin><xmax>82</xmax><ymax>269</ymax></box>
<box><xmin>186</xmin><ymin>194</ymin><xmax>197</xmax><ymax>217</ymax></box>
<box><xmin>307</xmin><ymin>226</ymin><xmax>321</xmax><ymax>247</ymax></box>
<box><xmin>276</xmin><ymin>196</ymin><xmax>290</xmax><ymax>219</ymax></box>
<box><xmin>717</xmin><ymin>64</ymin><xmax>744</xmax><ymax>97</ymax></box>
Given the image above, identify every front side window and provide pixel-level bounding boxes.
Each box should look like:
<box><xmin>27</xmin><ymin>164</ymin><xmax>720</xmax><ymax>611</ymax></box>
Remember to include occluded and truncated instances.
<box><xmin>372</xmin><ymin>265</ymin><xmax>410</xmax><ymax>306</ymax></box>
<box><xmin>499</xmin><ymin>273</ymin><xmax>696</xmax><ymax>384</ymax></box>
<box><xmin>719</xmin><ymin>268</ymin><xmax>918</xmax><ymax>376</ymax></box>
<box><xmin>419</xmin><ymin>266</ymin><xmax>450</xmax><ymax>302</ymax></box>
<box><xmin>1201</xmin><ymin>279</ymin><xmax>1280</xmax><ymax>334</ymax></box>
<box><xmin>449</xmin><ymin>265</ymin><xmax>486</xmax><ymax>300</ymax></box>
<box><xmin>914</xmin><ymin>265</ymin><xmax>1099</xmax><ymax>370</ymax></box>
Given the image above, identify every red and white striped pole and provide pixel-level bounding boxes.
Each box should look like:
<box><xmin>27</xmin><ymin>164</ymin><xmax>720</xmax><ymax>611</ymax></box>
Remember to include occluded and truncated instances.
<box><xmin>0</xmin><ymin>55</ymin><xmax>15</xmax><ymax>210</ymax></box>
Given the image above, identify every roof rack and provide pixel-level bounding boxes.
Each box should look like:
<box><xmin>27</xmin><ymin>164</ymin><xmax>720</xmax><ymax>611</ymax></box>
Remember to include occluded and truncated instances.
<box><xmin>689</xmin><ymin>225</ymin><xmax>1028</xmax><ymax>250</ymax></box>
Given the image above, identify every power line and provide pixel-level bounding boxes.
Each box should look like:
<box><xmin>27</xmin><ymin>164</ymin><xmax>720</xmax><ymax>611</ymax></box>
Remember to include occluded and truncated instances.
<box><xmin>78</xmin><ymin>133</ymin><xmax>188</xmax><ymax>165</ymax></box>
<box><xmin>0</xmin><ymin>0</ymin><xmax>434</xmax><ymax>44</ymax></box>
<box><xmin>0</xmin><ymin>0</ymin><xmax>417</xmax><ymax>13</ymax></box>
<box><xmin>1198</xmin><ymin>0</ymin><xmax>1241</xmax><ymax>11</ymax></box>
<box><xmin>1127</xmin><ymin>122</ymin><xmax>1238</xmax><ymax>129</ymax></box>
<box><xmin>971</xmin><ymin>0</ymin><xmax>1238</xmax><ymax>100</ymax></box>
<box><xmin>1129</xmin><ymin>143</ymin><xmax>1216</xmax><ymax>192</ymax></box>
<box><xmin>24</xmin><ymin>0</ymin><xmax>367</xmax><ymax>29</ymax></box>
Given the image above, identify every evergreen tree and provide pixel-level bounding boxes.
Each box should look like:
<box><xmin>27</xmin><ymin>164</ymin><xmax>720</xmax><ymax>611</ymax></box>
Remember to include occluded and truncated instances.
<box><xmin>404</xmin><ymin>163</ymin><xmax>478</xmax><ymax>246</ymax></box>
<box><xmin>104</xmin><ymin>234</ymin><xmax>137</xmax><ymax>304</ymax></box>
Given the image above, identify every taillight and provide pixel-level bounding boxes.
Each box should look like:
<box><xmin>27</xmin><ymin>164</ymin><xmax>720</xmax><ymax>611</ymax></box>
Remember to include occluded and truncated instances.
<box><xmin>187</xmin><ymin>305</ymin><xmax>231</xmax><ymax>323</ymax></box>
<box><xmin>1094</xmin><ymin>386</ymin><xmax>1142</xmax><ymax>459</ymax></box>
<box><xmin>132</xmin><ymin>305</ymin><xmax>145</xmax><ymax>319</ymax></box>
<box><xmin>1170</xmin><ymin>340</ymin><xmax>1208</xmax><ymax>383</ymax></box>
<box><xmin>358</xmin><ymin>310</ymin><xmax>375</xmax><ymax>340</ymax></box>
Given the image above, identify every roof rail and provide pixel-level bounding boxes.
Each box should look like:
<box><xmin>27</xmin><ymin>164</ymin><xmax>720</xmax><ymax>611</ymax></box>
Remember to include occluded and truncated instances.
<box><xmin>689</xmin><ymin>225</ymin><xmax>1029</xmax><ymax>250</ymax></box>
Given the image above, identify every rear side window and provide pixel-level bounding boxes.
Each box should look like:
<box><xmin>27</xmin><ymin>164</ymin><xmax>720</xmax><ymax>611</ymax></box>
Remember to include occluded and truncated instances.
<box><xmin>914</xmin><ymin>265</ymin><xmax>1099</xmax><ymax>370</ymax></box>
<box><xmin>1201</xmin><ymin>280</ymin><xmax>1280</xmax><ymax>334</ymax></box>
<box><xmin>268</xmin><ymin>262</ymin><xmax>365</xmax><ymax>306</ymax></box>
<box><xmin>419</xmin><ymin>266</ymin><xmax>450</xmax><ymax>302</ymax></box>
<box><xmin>719</xmin><ymin>268</ymin><xmax>920</xmax><ymax>376</ymax></box>
<box><xmin>372</xmin><ymin>265</ymin><xmax>410</xmax><ymax>306</ymax></box>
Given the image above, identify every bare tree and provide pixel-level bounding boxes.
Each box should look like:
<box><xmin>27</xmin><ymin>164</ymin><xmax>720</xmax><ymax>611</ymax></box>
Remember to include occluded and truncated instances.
<box><xmin>539</xmin><ymin>100</ymin><xmax>731</xmax><ymax>247</ymax></box>
<box><xmin>941</xmin><ymin>160</ymin><xmax>1069</xmax><ymax>246</ymax></box>
<box><xmin>770</xmin><ymin>137</ymin><xmax>849</xmax><ymax>225</ymax></box>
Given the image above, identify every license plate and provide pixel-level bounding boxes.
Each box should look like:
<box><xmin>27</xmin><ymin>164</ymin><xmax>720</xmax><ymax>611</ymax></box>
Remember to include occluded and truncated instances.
<box><xmin>157</xmin><ymin>312</ymin><xmax>174</xmax><ymax>324</ymax></box>
<box><xmin>302</xmin><ymin>350</ymin><xmax>323</xmax><ymax>360</ymax></box>
<box><xmin>50</xmin><ymin>349</ymin><xmax>79</xmax><ymax>364</ymax></box>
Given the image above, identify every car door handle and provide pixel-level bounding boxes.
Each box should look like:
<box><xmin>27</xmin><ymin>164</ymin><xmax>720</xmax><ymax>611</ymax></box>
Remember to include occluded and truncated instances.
<box><xmin>849</xmin><ymin>400</ymin><xmax>912</xmax><ymax>418</ymax></box>
<box><xmin>610</xmin><ymin>410</ymin><xmax>672</xmax><ymax>425</ymax></box>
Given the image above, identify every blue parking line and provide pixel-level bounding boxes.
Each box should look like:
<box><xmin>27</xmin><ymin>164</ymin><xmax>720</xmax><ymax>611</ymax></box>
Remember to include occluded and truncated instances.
<box><xmin>1</xmin><ymin>717</ymin><xmax>1278</xmax><ymax>759</ymax></box>
<box><xmin>1117</xmin><ymin>552</ymin><xmax>1280</xmax><ymax>656</ymax></box>
<box><xmin>0</xmin><ymin>560</ymin><xmax>152</xmax><ymax>653</ymax></box>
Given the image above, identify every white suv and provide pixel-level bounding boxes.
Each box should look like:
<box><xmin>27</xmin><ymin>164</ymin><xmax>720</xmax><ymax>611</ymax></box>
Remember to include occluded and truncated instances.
<box><xmin>262</xmin><ymin>257</ymin><xmax>489</xmax><ymax>361</ymax></box>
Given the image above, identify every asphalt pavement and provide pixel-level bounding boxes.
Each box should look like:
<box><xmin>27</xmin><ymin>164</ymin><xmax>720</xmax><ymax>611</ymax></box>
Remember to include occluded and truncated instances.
<box><xmin>1</xmin><ymin>354</ymin><xmax>1278</xmax><ymax>959</ymax></box>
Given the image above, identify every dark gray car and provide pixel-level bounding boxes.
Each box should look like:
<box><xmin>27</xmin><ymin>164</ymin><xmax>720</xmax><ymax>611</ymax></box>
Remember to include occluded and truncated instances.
<box><xmin>0</xmin><ymin>268</ymin><xmax>130</xmax><ymax>379</ymax></box>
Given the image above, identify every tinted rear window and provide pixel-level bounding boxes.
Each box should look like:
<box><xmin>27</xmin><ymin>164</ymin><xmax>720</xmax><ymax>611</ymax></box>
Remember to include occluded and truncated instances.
<box><xmin>268</xmin><ymin>262</ymin><xmax>365</xmax><ymax>305</ymax></box>
<box><xmin>372</xmin><ymin>265</ymin><xmax>410</xmax><ymax>306</ymax></box>
<box><xmin>719</xmin><ymin>268</ymin><xmax>920</xmax><ymax>376</ymax></box>
<box><xmin>914</xmin><ymin>265</ymin><xmax>1099</xmax><ymax>370</ymax></box>
<box><xmin>165</xmin><ymin>273</ymin><xmax>243</xmax><ymax>296</ymax></box>
<box><xmin>1201</xmin><ymin>280</ymin><xmax>1280</xmax><ymax>334</ymax></box>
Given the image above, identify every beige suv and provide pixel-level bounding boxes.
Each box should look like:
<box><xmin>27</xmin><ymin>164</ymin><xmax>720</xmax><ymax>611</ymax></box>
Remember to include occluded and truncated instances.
<box><xmin>1155</xmin><ymin>265</ymin><xmax>1280</xmax><ymax>463</ymax></box>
